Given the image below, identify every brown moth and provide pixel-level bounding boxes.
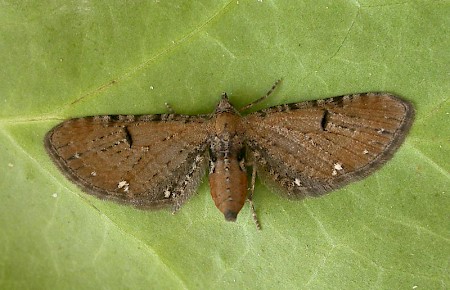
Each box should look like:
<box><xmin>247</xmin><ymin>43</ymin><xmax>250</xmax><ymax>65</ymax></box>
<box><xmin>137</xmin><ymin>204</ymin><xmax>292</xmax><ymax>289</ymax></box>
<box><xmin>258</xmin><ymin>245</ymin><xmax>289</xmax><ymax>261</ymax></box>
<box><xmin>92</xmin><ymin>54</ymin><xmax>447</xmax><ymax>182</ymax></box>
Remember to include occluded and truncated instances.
<box><xmin>45</xmin><ymin>82</ymin><xmax>414</xmax><ymax>227</ymax></box>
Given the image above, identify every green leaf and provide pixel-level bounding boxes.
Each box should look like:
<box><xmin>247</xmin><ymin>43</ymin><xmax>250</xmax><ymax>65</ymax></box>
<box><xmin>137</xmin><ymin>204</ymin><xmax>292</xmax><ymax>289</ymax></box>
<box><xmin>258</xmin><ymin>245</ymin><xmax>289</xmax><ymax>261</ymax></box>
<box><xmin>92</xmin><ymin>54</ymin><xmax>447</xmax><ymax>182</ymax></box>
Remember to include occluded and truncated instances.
<box><xmin>1</xmin><ymin>0</ymin><xmax>448</xmax><ymax>289</ymax></box>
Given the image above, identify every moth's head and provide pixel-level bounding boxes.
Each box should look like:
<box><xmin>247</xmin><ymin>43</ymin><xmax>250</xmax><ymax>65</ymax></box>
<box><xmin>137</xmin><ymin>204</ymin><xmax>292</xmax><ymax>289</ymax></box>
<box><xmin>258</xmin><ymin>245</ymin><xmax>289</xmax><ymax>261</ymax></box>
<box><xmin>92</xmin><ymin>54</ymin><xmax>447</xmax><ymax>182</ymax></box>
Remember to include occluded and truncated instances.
<box><xmin>215</xmin><ymin>92</ymin><xmax>239</xmax><ymax>114</ymax></box>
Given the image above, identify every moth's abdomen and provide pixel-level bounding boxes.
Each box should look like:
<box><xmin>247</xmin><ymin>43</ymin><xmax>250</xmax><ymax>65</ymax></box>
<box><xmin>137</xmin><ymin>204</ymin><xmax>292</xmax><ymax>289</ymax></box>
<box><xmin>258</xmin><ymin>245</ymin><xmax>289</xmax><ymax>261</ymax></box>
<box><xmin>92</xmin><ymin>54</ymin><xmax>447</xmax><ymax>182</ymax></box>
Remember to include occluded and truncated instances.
<box><xmin>209</xmin><ymin>159</ymin><xmax>247</xmax><ymax>222</ymax></box>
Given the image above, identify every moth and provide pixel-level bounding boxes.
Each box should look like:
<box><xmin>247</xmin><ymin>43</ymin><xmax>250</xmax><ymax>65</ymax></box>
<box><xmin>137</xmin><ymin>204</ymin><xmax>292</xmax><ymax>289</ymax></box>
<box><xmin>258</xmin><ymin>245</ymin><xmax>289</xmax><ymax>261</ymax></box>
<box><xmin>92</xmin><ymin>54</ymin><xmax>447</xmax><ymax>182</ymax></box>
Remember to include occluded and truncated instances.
<box><xmin>45</xmin><ymin>82</ymin><xmax>414</xmax><ymax>227</ymax></box>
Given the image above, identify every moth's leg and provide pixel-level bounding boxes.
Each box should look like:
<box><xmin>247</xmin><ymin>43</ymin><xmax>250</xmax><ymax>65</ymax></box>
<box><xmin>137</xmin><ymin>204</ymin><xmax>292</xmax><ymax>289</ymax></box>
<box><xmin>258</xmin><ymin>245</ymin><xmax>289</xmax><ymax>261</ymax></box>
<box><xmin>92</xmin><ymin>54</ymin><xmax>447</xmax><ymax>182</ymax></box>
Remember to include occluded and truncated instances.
<box><xmin>239</xmin><ymin>79</ymin><xmax>282</xmax><ymax>112</ymax></box>
<box><xmin>248</xmin><ymin>162</ymin><xmax>261</xmax><ymax>230</ymax></box>
<box><xmin>170</xmin><ymin>151</ymin><xmax>209</xmax><ymax>214</ymax></box>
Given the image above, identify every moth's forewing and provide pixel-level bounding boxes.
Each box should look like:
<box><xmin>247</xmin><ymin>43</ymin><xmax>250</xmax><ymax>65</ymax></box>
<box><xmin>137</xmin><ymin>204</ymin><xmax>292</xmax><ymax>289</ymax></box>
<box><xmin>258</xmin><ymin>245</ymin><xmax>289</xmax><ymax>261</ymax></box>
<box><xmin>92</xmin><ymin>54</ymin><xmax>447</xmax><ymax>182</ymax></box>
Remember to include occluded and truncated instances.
<box><xmin>45</xmin><ymin>114</ymin><xmax>213</xmax><ymax>209</ymax></box>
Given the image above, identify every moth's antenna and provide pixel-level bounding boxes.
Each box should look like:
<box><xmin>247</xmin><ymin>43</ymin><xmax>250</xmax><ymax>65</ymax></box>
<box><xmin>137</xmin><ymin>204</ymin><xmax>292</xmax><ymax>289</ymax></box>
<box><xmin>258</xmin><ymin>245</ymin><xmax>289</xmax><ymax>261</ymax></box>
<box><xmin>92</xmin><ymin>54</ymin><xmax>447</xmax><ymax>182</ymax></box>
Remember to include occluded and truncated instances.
<box><xmin>239</xmin><ymin>79</ymin><xmax>282</xmax><ymax>112</ymax></box>
<box><xmin>164</xmin><ymin>102</ymin><xmax>175</xmax><ymax>114</ymax></box>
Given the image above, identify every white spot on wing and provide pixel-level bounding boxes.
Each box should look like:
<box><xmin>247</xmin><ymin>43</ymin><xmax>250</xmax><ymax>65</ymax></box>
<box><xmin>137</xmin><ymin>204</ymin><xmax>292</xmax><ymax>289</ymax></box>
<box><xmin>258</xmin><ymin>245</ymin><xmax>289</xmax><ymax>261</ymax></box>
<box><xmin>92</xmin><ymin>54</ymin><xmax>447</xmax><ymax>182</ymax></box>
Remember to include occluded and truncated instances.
<box><xmin>334</xmin><ymin>163</ymin><xmax>343</xmax><ymax>171</ymax></box>
<box><xmin>294</xmin><ymin>178</ymin><xmax>301</xmax><ymax>186</ymax></box>
<box><xmin>118</xmin><ymin>180</ymin><xmax>130</xmax><ymax>192</ymax></box>
<box><xmin>332</xmin><ymin>163</ymin><xmax>343</xmax><ymax>176</ymax></box>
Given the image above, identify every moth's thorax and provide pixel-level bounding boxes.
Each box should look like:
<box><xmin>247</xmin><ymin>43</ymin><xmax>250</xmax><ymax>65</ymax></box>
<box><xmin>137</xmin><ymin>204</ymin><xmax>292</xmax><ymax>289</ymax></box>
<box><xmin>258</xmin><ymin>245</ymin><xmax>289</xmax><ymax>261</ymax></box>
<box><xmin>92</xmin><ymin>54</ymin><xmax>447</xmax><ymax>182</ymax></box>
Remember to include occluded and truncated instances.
<box><xmin>209</xmin><ymin>105</ymin><xmax>248</xmax><ymax>222</ymax></box>
<box><xmin>214</xmin><ymin>111</ymin><xmax>242</xmax><ymax>135</ymax></box>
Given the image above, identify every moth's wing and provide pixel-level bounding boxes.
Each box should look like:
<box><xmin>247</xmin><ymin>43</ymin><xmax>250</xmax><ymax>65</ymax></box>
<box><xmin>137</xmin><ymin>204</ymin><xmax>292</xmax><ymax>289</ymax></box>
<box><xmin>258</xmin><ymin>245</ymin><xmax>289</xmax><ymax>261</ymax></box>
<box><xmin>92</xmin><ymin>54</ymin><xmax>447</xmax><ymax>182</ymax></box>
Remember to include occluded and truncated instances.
<box><xmin>243</xmin><ymin>93</ymin><xmax>414</xmax><ymax>198</ymax></box>
<box><xmin>45</xmin><ymin>114</ymin><xmax>213</xmax><ymax>209</ymax></box>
